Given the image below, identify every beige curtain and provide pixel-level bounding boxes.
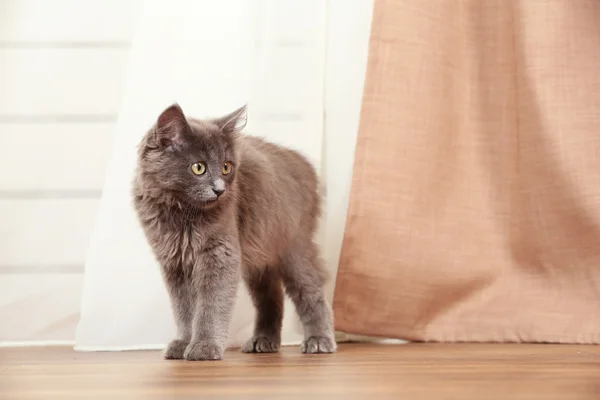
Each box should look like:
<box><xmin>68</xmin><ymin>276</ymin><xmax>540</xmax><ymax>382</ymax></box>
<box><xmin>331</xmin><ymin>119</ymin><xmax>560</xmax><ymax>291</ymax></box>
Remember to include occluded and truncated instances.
<box><xmin>333</xmin><ymin>0</ymin><xmax>600</xmax><ymax>343</ymax></box>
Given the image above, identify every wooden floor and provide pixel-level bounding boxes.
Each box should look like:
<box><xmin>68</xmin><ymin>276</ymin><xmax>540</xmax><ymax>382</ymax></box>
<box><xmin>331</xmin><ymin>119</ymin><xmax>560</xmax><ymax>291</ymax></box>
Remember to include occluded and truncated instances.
<box><xmin>1</xmin><ymin>343</ymin><xmax>599</xmax><ymax>399</ymax></box>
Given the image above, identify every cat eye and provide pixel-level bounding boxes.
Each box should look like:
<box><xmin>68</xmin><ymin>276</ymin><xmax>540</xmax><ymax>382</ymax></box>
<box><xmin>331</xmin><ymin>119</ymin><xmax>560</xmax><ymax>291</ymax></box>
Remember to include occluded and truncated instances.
<box><xmin>191</xmin><ymin>162</ymin><xmax>207</xmax><ymax>175</ymax></box>
<box><xmin>222</xmin><ymin>161</ymin><xmax>233</xmax><ymax>175</ymax></box>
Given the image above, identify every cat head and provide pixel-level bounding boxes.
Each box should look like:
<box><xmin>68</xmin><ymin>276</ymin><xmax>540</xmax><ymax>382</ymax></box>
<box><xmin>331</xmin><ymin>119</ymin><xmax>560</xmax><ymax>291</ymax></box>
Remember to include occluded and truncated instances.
<box><xmin>138</xmin><ymin>103</ymin><xmax>247</xmax><ymax>209</ymax></box>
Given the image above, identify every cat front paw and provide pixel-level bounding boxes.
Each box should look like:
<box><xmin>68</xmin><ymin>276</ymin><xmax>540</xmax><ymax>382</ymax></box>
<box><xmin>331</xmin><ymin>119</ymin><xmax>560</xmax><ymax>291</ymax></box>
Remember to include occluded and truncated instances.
<box><xmin>163</xmin><ymin>339</ymin><xmax>189</xmax><ymax>359</ymax></box>
<box><xmin>301</xmin><ymin>336</ymin><xmax>337</xmax><ymax>354</ymax></box>
<box><xmin>241</xmin><ymin>335</ymin><xmax>280</xmax><ymax>353</ymax></box>
<box><xmin>184</xmin><ymin>340</ymin><xmax>224</xmax><ymax>361</ymax></box>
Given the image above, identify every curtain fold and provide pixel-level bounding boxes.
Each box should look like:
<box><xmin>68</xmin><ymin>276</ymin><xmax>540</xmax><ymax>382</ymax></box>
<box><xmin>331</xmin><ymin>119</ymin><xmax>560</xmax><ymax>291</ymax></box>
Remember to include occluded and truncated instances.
<box><xmin>333</xmin><ymin>0</ymin><xmax>600</xmax><ymax>343</ymax></box>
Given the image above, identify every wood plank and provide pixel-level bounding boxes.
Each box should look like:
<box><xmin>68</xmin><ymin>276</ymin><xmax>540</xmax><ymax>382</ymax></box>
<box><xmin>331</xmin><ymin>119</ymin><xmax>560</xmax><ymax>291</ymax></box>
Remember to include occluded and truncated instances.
<box><xmin>0</xmin><ymin>0</ymin><xmax>139</xmax><ymax>43</ymax></box>
<box><xmin>0</xmin><ymin>123</ymin><xmax>115</xmax><ymax>191</ymax></box>
<box><xmin>0</xmin><ymin>274</ymin><xmax>83</xmax><ymax>341</ymax></box>
<box><xmin>0</xmin><ymin>48</ymin><xmax>130</xmax><ymax>116</ymax></box>
<box><xmin>0</xmin><ymin>199</ymin><xmax>99</xmax><ymax>267</ymax></box>
<box><xmin>1</xmin><ymin>344</ymin><xmax>599</xmax><ymax>399</ymax></box>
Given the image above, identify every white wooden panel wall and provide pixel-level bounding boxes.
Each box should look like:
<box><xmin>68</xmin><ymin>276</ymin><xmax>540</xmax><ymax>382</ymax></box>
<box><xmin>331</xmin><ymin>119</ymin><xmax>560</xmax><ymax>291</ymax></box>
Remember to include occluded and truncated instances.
<box><xmin>0</xmin><ymin>49</ymin><xmax>130</xmax><ymax>116</ymax></box>
<box><xmin>0</xmin><ymin>0</ymin><xmax>139</xmax><ymax>342</ymax></box>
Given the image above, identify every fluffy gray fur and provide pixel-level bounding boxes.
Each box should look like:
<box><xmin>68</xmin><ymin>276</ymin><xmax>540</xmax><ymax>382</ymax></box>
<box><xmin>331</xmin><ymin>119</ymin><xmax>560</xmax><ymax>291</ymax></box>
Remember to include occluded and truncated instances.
<box><xmin>132</xmin><ymin>104</ymin><xmax>336</xmax><ymax>361</ymax></box>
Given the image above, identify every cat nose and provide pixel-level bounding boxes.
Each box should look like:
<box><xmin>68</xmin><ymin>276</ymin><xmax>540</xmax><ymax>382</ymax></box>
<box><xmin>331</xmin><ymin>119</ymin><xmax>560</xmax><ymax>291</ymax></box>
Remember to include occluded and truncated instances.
<box><xmin>212</xmin><ymin>188</ymin><xmax>224</xmax><ymax>197</ymax></box>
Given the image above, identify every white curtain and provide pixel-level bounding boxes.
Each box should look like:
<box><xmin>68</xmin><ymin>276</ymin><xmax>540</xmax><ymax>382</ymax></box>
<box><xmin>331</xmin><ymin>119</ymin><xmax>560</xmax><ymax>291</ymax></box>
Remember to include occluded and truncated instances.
<box><xmin>75</xmin><ymin>0</ymin><xmax>373</xmax><ymax>350</ymax></box>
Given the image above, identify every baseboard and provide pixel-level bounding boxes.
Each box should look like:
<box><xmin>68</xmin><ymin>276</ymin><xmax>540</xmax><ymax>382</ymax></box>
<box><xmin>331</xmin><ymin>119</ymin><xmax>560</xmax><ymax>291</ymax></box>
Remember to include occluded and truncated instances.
<box><xmin>0</xmin><ymin>340</ymin><xmax>75</xmax><ymax>348</ymax></box>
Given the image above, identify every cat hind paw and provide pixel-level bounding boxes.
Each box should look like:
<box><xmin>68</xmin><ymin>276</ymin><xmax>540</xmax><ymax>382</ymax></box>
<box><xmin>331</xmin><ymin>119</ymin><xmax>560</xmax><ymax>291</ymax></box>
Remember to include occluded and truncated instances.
<box><xmin>241</xmin><ymin>336</ymin><xmax>280</xmax><ymax>353</ymax></box>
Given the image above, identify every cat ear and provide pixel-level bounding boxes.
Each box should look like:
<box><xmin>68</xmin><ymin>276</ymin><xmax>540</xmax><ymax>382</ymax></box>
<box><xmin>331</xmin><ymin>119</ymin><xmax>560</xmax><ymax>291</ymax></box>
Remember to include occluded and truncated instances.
<box><xmin>215</xmin><ymin>105</ymin><xmax>247</xmax><ymax>134</ymax></box>
<box><xmin>155</xmin><ymin>103</ymin><xmax>189</xmax><ymax>148</ymax></box>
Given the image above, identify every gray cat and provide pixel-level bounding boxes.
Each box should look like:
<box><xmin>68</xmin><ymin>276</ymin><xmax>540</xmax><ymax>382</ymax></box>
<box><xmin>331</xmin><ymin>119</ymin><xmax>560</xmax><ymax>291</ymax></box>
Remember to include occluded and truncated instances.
<box><xmin>132</xmin><ymin>104</ymin><xmax>336</xmax><ymax>361</ymax></box>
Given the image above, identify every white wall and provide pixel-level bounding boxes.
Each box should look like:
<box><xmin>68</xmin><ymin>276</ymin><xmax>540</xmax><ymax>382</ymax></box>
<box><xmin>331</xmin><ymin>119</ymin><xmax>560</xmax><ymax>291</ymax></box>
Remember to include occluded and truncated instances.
<box><xmin>0</xmin><ymin>0</ymin><xmax>139</xmax><ymax>343</ymax></box>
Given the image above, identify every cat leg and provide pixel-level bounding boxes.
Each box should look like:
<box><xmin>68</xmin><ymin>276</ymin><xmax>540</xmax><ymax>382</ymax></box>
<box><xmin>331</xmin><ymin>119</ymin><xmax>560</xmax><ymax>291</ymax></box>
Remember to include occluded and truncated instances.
<box><xmin>163</xmin><ymin>272</ymin><xmax>194</xmax><ymax>359</ymax></box>
<box><xmin>241</xmin><ymin>267</ymin><xmax>284</xmax><ymax>353</ymax></box>
<box><xmin>281</xmin><ymin>241</ymin><xmax>336</xmax><ymax>354</ymax></box>
<box><xmin>184</xmin><ymin>245</ymin><xmax>240</xmax><ymax>361</ymax></box>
